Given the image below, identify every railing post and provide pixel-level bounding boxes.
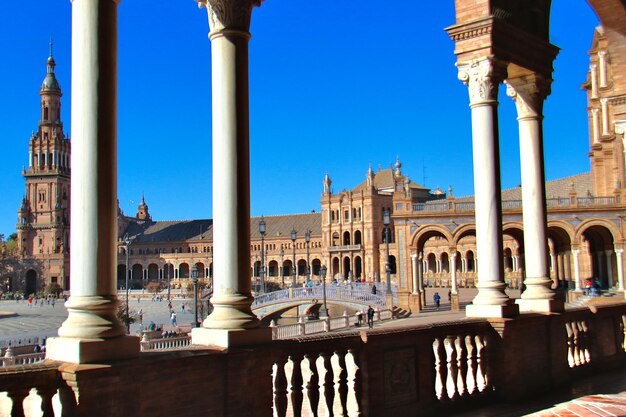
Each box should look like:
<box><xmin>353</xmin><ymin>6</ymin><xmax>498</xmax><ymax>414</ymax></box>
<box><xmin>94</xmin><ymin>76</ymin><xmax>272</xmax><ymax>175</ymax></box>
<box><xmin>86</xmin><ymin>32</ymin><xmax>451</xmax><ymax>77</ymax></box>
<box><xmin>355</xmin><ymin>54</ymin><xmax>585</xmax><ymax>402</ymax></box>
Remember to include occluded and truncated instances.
<box><xmin>299</xmin><ymin>317</ymin><xmax>306</xmax><ymax>336</ymax></box>
<box><xmin>3</xmin><ymin>346</ymin><xmax>15</xmax><ymax>367</ymax></box>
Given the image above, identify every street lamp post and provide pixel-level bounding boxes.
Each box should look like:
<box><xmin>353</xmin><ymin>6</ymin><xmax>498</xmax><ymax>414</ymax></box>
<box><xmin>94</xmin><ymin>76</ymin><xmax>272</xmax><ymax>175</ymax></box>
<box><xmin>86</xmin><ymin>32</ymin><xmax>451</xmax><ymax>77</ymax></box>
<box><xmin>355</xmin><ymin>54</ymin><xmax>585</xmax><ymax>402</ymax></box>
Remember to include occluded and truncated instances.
<box><xmin>259</xmin><ymin>216</ymin><xmax>266</xmax><ymax>294</ymax></box>
<box><xmin>320</xmin><ymin>265</ymin><xmax>329</xmax><ymax>317</ymax></box>
<box><xmin>305</xmin><ymin>229</ymin><xmax>311</xmax><ymax>285</ymax></box>
<box><xmin>383</xmin><ymin>208</ymin><xmax>392</xmax><ymax>295</ymax></box>
<box><xmin>279</xmin><ymin>246</ymin><xmax>284</xmax><ymax>288</ymax></box>
<box><xmin>191</xmin><ymin>264</ymin><xmax>199</xmax><ymax>328</ymax></box>
<box><xmin>291</xmin><ymin>229</ymin><xmax>297</xmax><ymax>288</ymax></box>
<box><xmin>165</xmin><ymin>260</ymin><xmax>171</xmax><ymax>301</ymax></box>
<box><xmin>123</xmin><ymin>234</ymin><xmax>131</xmax><ymax>333</ymax></box>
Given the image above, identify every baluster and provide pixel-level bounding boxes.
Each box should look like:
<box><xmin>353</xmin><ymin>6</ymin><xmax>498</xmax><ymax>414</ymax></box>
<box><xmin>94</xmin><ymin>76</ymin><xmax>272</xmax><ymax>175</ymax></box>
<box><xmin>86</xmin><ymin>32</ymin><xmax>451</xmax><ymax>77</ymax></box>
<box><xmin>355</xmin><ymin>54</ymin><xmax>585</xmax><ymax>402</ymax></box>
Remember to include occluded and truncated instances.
<box><xmin>37</xmin><ymin>387</ymin><xmax>56</xmax><ymax>417</ymax></box>
<box><xmin>7</xmin><ymin>388</ymin><xmax>29</xmax><ymax>417</ymax></box>
<box><xmin>317</xmin><ymin>352</ymin><xmax>334</xmax><ymax>417</ymax></box>
<box><xmin>432</xmin><ymin>338</ymin><xmax>446</xmax><ymax>400</ymax></box>
<box><xmin>301</xmin><ymin>353</ymin><xmax>320</xmax><ymax>416</ymax></box>
<box><xmin>273</xmin><ymin>358</ymin><xmax>288</xmax><ymax>417</ymax></box>
<box><xmin>444</xmin><ymin>336</ymin><xmax>458</xmax><ymax>400</ymax></box>
<box><xmin>455</xmin><ymin>336</ymin><xmax>467</xmax><ymax>398</ymax></box>
<box><xmin>345</xmin><ymin>349</ymin><xmax>362</xmax><ymax>417</ymax></box>
<box><xmin>464</xmin><ymin>335</ymin><xmax>477</xmax><ymax>395</ymax></box>
<box><xmin>288</xmin><ymin>355</ymin><xmax>304</xmax><ymax>417</ymax></box>
<box><xmin>332</xmin><ymin>351</ymin><xmax>348</xmax><ymax>416</ymax></box>
<box><xmin>571</xmin><ymin>322</ymin><xmax>581</xmax><ymax>367</ymax></box>
<box><xmin>565</xmin><ymin>322</ymin><xmax>575</xmax><ymax>368</ymax></box>
<box><xmin>579</xmin><ymin>321</ymin><xmax>591</xmax><ymax>364</ymax></box>
<box><xmin>474</xmin><ymin>335</ymin><xmax>487</xmax><ymax>393</ymax></box>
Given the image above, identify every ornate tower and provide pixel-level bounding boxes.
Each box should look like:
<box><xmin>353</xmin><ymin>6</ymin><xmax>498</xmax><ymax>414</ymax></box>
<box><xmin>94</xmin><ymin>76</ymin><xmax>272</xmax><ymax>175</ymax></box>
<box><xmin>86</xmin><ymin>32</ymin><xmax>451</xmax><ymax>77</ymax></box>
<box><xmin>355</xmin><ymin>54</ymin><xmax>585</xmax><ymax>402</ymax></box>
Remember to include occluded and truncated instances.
<box><xmin>17</xmin><ymin>43</ymin><xmax>71</xmax><ymax>290</ymax></box>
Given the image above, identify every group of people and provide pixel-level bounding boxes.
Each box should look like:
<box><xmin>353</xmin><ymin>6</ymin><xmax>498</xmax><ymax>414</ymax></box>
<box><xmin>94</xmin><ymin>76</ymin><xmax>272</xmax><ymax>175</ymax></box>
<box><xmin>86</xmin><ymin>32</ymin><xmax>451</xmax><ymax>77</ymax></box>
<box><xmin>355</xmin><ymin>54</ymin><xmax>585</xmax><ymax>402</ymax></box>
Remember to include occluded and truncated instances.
<box><xmin>26</xmin><ymin>295</ymin><xmax>57</xmax><ymax>308</ymax></box>
<box><xmin>355</xmin><ymin>306</ymin><xmax>376</xmax><ymax>328</ymax></box>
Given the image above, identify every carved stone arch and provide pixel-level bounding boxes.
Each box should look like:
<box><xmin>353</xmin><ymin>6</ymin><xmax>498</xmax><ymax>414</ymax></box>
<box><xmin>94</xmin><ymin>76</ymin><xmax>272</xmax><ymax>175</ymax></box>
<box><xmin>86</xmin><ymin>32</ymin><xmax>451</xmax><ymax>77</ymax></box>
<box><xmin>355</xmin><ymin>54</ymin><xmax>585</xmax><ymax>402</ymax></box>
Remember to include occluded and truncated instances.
<box><xmin>410</xmin><ymin>225</ymin><xmax>453</xmax><ymax>248</ymax></box>
<box><xmin>451</xmin><ymin>223</ymin><xmax>477</xmax><ymax>246</ymax></box>
<box><xmin>575</xmin><ymin>218</ymin><xmax>624</xmax><ymax>245</ymax></box>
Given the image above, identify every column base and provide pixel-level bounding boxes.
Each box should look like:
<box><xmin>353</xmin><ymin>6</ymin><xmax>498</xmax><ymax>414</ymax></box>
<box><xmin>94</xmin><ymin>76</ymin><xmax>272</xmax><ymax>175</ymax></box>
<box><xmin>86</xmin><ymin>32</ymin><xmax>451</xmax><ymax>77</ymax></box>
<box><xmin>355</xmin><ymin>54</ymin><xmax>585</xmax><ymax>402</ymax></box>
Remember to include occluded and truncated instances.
<box><xmin>191</xmin><ymin>326</ymin><xmax>272</xmax><ymax>348</ymax></box>
<box><xmin>409</xmin><ymin>294</ymin><xmax>422</xmax><ymax>313</ymax></box>
<box><xmin>516</xmin><ymin>298</ymin><xmax>564</xmax><ymax>313</ymax></box>
<box><xmin>451</xmin><ymin>293</ymin><xmax>461</xmax><ymax>312</ymax></box>
<box><xmin>46</xmin><ymin>335</ymin><xmax>140</xmax><ymax>364</ymax></box>
<box><xmin>466</xmin><ymin>303</ymin><xmax>519</xmax><ymax>318</ymax></box>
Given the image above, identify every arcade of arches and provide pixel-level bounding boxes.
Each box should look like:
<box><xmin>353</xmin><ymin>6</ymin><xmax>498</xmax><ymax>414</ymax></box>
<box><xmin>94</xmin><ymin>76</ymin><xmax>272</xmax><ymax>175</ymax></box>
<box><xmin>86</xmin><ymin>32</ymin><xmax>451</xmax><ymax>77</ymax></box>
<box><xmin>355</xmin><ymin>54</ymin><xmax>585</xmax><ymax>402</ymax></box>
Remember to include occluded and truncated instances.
<box><xmin>4</xmin><ymin>0</ymin><xmax>623</xmax><ymax>361</ymax></box>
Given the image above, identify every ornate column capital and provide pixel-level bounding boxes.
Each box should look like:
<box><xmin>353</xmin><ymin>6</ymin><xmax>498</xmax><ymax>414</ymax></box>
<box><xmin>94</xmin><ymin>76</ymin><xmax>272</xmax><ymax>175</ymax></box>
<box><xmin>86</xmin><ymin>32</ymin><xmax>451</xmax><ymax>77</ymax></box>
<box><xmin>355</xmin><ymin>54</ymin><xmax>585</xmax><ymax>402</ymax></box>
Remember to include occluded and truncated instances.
<box><xmin>196</xmin><ymin>0</ymin><xmax>262</xmax><ymax>37</ymax></box>
<box><xmin>457</xmin><ymin>58</ymin><xmax>507</xmax><ymax>107</ymax></box>
<box><xmin>505</xmin><ymin>74</ymin><xmax>552</xmax><ymax>120</ymax></box>
<box><xmin>615</xmin><ymin>120</ymin><xmax>626</xmax><ymax>135</ymax></box>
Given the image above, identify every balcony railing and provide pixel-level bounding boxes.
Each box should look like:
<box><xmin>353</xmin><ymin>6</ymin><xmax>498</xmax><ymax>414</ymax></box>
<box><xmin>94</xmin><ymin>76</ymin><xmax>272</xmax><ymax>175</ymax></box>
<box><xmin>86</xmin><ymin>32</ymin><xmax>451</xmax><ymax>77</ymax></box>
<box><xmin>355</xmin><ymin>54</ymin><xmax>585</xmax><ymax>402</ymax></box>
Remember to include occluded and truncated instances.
<box><xmin>327</xmin><ymin>244</ymin><xmax>362</xmax><ymax>252</ymax></box>
<box><xmin>0</xmin><ymin>303</ymin><xmax>624</xmax><ymax>416</ymax></box>
<box><xmin>413</xmin><ymin>195</ymin><xmax>620</xmax><ymax>213</ymax></box>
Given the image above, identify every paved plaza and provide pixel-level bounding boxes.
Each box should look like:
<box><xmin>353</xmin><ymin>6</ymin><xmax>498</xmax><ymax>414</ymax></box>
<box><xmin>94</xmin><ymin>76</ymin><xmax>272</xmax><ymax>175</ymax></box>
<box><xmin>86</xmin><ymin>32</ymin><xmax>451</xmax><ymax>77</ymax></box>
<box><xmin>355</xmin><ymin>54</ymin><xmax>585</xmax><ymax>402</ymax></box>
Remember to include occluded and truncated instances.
<box><xmin>0</xmin><ymin>287</ymin><xmax>517</xmax><ymax>344</ymax></box>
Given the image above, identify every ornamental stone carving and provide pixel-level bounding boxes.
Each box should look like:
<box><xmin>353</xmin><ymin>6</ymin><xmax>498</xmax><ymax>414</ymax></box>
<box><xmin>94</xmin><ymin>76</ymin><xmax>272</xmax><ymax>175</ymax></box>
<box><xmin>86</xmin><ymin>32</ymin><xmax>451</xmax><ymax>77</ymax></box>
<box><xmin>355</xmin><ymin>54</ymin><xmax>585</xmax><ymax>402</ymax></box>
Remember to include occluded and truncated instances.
<box><xmin>196</xmin><ymin>0</ymin><xmax>263</xmax><ymax>35</ymax></box>
<box><xmin>505</xmin><ymin>75</ymin><xmax>551</xmax><ymax>119</ymax></box>
<box><xmin>457</xmin><ymin>58</ymin><xmax>507</xmax><ymax>106</ymax></box>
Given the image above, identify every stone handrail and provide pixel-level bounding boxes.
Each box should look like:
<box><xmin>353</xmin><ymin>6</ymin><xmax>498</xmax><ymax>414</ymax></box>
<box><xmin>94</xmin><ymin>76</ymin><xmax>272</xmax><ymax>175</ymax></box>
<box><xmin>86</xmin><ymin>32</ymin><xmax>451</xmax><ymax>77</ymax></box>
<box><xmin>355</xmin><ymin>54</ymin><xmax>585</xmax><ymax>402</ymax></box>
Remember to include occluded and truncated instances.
<box><xmin>0</xmin><ymin>303</ymin><xmax>624</xmax><ymax>416</ymax></box>
<box><xmin>327</xmin><ymin>244</ymin><xmax>362</xmax><ymax>251</ymax></box>
<box><xmin>413</xmin><ymin>196</ymin><xmax>620</xmax><ymax>213</ymax></box>
<box><xmin>252</xmin><ymin>283</ymin><xmax>393</xmax><ymax>309</ymax></box>
<box><xmin>140</xmin><ymin>335</ymin><xmax>191</xmax><ymax>352</ymax></box>
<box><xmin>270</xmin><ymin>309</ymin><xmax>392</xmax><ymax>339</ymax></box>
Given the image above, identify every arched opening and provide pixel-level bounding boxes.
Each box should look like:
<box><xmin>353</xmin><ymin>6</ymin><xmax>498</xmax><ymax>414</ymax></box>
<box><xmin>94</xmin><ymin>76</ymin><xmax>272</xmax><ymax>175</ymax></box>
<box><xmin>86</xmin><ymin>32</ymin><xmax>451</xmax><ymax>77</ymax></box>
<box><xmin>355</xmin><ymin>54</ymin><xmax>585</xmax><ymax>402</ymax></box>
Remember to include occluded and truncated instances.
<box><xmin>117</xmin><ymin>264</ymin><xmax>126</xmax><ymax>288</ymax></box>
<box><xmin>466</xmin><ymin>251</ymin><xmax>475</xmax><ymax>273</ymax></box>
<box><xmin>427</xmin><ymin>253</ymin><xmax>437</xmax><ymax>274</ymax></box>
<box><xmin>503</xmin><ymin>248</ymin><xmax>513</xmax><ymax>272</ymax></box>
<box><xmin>311</xmin><ymin>259</ymin><xmax>321</xmax><ymax>276</ymax></box>
<box><xmin>179</xmin><ymin>263</ymin><xmax>190</xmax><ymax>279</ymax></box>
<box><xmin>268</xmin><ymin>260</ymin><xmax>278</xmax><ymax>277</ymax></box>
<box><xmin>25</xmin><ymin>269</ymin><xmax>37</xmax><ymax>295</ymax></box>
<box><xmin>331</xmin><ymin>232</ymin><xmax>339</xmax><ymax>246</ymax></box>
<box><xmin>147</xmin><ymin>263</ymin><xmax>159</xmax><ymax>281</ymax></box>
<box><xmin>332</xmin><ymin>257</ymin><xmax>340</xmax><ymax>280</ymax></box>
<box><xmin>389</xmin><ymin>255</ymin><xmax>397</xmax><ymax>275</ymax></box>
<box><xmin>343</xmin><ymin>231</ymin><xmax>351</xmax><ymax>245</ymax></box>
<box><xmin>548</xmin><ymin>225</ymin><xmax>574</xmax><ymax>289</ymax></box>
<box><xmin>343</xmin><ymin>256</ymin><xmax>351</xmax><ymax>280</ymax></box>
<box><xmin>283</xmin><ymin>260</ymin><xmax>293</xmax><ymax>278</ymax></box>
<box><xmin>130</xmin><ymin>264</ymin><xmax>144</xmax><ymax>289</ymax></box>
<box><xmin>581</xmin><ymin>225</ymin><xmax>617</xmax><ymax>289</ymax></box>
<box><xmin>253</xmin><ymin>260</ymin><xmax>261</xmax><ymax>278</ymax></box>
<box><xmin>195</xmin><ymin>262</ymin><xmax>206</xmax><ymax>278</ymax></box>
<box><xmin>354</xmin><ymin>256</ymin><xmax>362</xmax><ymax>280</ymax></box>
<box><xmin>441</xmin><ymin>252</ymin><xmax>450</xmax><ymax>273</ymax></box>
<box><xmin>354</xmin><ymin>230</ymin><xmax>362</xmax><ymax>245</ymax></box>
<box><xmin>297</xmin><ymin>259</ymin><xmax>307</xmax><ymax>277</ymax></box>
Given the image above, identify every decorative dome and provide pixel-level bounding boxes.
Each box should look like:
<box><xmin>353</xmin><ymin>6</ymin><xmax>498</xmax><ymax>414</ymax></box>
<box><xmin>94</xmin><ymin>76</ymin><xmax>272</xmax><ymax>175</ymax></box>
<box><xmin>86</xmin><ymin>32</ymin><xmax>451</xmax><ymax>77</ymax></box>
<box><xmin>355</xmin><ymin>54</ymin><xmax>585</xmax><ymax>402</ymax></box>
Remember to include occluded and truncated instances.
<box><xmin>41</xmin><ymin>41</ymin><xmax>61</xmax><ymax>93</ymax></box>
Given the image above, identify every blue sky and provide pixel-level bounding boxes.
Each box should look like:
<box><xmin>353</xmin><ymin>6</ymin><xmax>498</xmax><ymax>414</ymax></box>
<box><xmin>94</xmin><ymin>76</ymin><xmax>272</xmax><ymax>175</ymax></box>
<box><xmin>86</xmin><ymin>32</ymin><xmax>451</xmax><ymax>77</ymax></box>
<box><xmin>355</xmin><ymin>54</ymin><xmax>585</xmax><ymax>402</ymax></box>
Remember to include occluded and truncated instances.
<box><xmin>0</xmin><ymin>1</ymin><xmax>599</xmax><ymax>239</ymax></box>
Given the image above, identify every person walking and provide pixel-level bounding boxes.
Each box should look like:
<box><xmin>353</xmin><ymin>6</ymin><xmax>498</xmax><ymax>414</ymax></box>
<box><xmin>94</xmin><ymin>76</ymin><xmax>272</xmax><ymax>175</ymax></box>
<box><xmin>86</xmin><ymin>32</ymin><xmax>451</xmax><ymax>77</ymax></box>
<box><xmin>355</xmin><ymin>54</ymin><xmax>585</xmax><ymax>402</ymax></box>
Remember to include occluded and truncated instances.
<box><xmin>434</xmin><ymin>292</ymin><xmax>441</xmax><ymax>309</ymax></box>
<box><xmin>171</xmin><ymin>311</ymin><xmax>177</xmax><ymax>327</ymax></box>
<box><xmin>366</xmin><ymin>305</ymin><xmax>375</xmax><ymax>328</ymax></box>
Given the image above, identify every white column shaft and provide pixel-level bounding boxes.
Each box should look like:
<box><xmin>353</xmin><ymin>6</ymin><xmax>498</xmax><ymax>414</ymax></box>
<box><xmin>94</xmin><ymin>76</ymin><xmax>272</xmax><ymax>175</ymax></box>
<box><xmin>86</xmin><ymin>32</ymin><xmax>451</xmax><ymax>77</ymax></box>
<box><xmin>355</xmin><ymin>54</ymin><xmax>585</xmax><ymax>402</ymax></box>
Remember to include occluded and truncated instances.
<box><xmin>411</xmin><ymin>254</ymin><xmax>418</xmax><ymax>294</ymax></box>
<box><xmin>601</xmin><ymin>99</ymin><xmax>609</xmax><ymax>136</ymax></box>
<box><xmin>615</xmin><ymin>249</ymin><xmax>624</xmax><ymax>291</ymax></box>
<box><xmin>573</xmin><ymin>250</ymin><xmax>581</xmax><ymax>291</ymax></box>
<box><xmin>598</xmin><ymin>51</ymin><xmax>608</xmax><ymax>88</ymax></box>
<box><xmin>591</xmin><ymin>64</ymin><xmax>598</xmax><ymax>99</ymax></box>
<box><xmin>592</xmin><ymin>108</ymin><xmax>600</xmax><ymax>144</ymax></box>
<box><xmin>450</xmin><ymin>253</ymin><xmax>458</xmax><ymax>293</ymax></box>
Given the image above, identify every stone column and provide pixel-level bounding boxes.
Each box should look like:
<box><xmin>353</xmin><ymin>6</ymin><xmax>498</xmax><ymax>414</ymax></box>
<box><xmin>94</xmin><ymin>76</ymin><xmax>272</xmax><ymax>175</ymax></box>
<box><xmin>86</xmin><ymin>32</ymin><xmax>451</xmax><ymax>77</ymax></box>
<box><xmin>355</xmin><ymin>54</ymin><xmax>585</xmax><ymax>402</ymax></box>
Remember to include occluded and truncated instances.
<box><xmin>507</xmin><ymin>75</ymin><xmax>563</xmax><ymax>312</ymax></box>
<box><xmin>192</xmin><ymin>0</ymin><xmax>270</xmax><ymax>348</ymax></box>
<box><xmin>590</xmin><ymin>64</ymin><xmax>598</xmax><ymax>99</ymax></box>
<box><xmin>46</xmin><ymin>0</ymin><xmax>139</xmax><ymax>364</ymax></box>
<box><xmin>598</xmin><ymin>51</ymin><xmax>608</xmax><ymax>88</ymax></box>
<box><xmin>591</xmin><ymin>108</ymin><xmax>600</xmax><ymax>144</ymax></box>
<box><xmin>450</xmin><ymin>251</ymin><xmax>460</xmax><ymax>311</ymax></box>
<box><xmin>605</xmin><ymin>250</ymin><xmax>614</xmax><ymax>288</ymax></box>
<box><xmin>572</xmin><ymin>249</ymin><xmax>582</xmax><ymax>291</ymax></box>
<box><xmin>601</xmin><ymin>98</ymin><xmax>610</xmax><ymax>136</ymax></box>
<box><xmin>616</xmin><ymin>121</ymin><xmax>626</xmax><ymax>177</ymax></box>
<box><xmin>614</xmin><ymin>248</ymin><xmax>624</xmax><ymax>291</ymax></box>
<box><xmin>411</xmin><ymin>254</ymin><xmax>418</xmax><ymax>294</ymax></box>
<box><xmin>418</xmin><ymin>252</ymin><xmax>425</xmax><ymax>306</ymax></box>
<box><xmin>458</xmin><ymin>58</ymin><xmax>518</xmax><ymax>318</ymax></box>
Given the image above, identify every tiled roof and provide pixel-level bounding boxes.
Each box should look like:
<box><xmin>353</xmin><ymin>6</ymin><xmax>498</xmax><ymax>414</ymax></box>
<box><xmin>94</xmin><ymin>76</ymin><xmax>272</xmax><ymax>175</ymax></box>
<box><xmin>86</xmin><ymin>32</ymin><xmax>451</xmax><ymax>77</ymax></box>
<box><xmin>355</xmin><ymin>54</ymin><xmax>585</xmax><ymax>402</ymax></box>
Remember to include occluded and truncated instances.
<box><xmin>124</xmin><ymin>212</ymin><xmax>322</xmax><ymax>243</ymax></box>
<box><xmin>452</xmin><ymin>172</ymin><xmax>593</xmax><ymax>203</ymax></box>
<box><xmin>351</xmin><ymin>168</ymin><xmax>429</xmax><ymax>193</ymax></box>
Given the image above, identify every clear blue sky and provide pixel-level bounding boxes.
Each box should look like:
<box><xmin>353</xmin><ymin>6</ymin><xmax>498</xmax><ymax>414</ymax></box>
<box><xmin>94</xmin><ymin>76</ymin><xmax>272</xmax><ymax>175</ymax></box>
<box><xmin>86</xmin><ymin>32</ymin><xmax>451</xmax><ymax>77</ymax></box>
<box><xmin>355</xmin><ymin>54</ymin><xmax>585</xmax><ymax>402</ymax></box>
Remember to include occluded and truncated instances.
<box><xmin>0</xmin><ymin>1</ymin><xmax>599</xmax><ymax>239</ymax></box>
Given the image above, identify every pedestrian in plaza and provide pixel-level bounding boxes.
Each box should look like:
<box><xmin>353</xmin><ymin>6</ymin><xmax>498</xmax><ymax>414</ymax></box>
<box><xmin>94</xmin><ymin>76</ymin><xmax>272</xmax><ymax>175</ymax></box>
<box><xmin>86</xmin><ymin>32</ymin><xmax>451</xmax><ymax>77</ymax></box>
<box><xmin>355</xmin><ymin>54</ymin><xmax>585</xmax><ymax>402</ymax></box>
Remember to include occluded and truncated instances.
<box><xmin>434</xmin><ymin>292</ymin><xmax>441</xmax><ymax>309</ymax></box>
<box><xmin>366</xmin><ymin>306</ymin><xmax>375</xmax><ymax>328</ymax></box>
<box><xmin>448</xmin><ymin>290</ymin><xmax>451</xmax><ymax>303</ymax></box>
<box><xmin>181</xmin><ymin>304</ymin><xmax>185</xmax><ymax>313</ymax></box>
<box><xmin>51</xmin><ymin>298</ymin><xmax>55</xmax><ymax>308</ymax></box>
<box><xmin>171</xmin><ymin>311</ymin><xmax>177</xmax><ymax>326</ymax></box>
<box><xmin>28</xmin><ymin>296</ymin><xmax>33</xmax><ymax>308</ymax></box>
<box><xmin>138</xmin><ymin>308</ymin><xmax>143</xmax><ymax>324</ymax></box>
<box><xmin>371</xmin><ymin>284</ymin><xmax>377</xmax><ymax>295</ymax></box>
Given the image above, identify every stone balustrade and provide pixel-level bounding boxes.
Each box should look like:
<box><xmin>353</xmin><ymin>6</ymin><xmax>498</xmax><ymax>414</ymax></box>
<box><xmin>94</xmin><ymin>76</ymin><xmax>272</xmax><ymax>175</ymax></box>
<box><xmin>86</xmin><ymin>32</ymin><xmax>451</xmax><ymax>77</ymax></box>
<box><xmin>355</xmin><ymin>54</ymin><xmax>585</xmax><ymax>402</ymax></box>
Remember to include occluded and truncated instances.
<box><xmin>0</xmin><ymin>303</ymin><xmax>624</xmax><ymax>416</ymax></box>
<box><xmin>413</xmin><ymin>196</ymin><xmax>621</xmax><ymax>213</ymax></box>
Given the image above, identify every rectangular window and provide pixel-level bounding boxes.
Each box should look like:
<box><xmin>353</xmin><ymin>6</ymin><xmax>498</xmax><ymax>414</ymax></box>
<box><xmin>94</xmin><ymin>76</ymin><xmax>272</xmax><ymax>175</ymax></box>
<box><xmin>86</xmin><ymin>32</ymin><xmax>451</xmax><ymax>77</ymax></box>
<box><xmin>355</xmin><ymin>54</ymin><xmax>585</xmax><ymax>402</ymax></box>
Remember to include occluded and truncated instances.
<box><xmin>344</xmin><ymin>210</ymin><xmax>349</xmax><ymax>222</ymax></box>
